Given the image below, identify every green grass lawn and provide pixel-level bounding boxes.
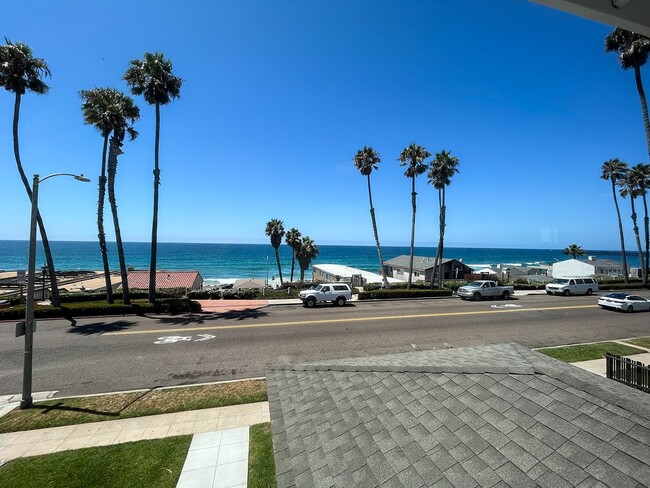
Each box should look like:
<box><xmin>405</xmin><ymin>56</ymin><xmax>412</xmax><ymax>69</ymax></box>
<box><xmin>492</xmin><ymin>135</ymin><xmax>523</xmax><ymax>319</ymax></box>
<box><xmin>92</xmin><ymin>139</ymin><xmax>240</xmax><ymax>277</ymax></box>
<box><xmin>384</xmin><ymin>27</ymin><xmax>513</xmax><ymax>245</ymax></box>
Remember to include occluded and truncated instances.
<box><xmin>0</xmin><ymin>380</ymin><xmax>266</xmax><ymax>434</ymax></box>
<box><xmin>538</xmin><ymin>342</ymin><xmax>646</xmax><ymax>362</ymax></box>
<box><xmin>0</xmin><ymin>435</ymin><xmax>191</xmax><ymax>488</ymax></box>
<box><xmin>249</xmin><ymin>423</ymin><xmax>277</xmax><ymax>488</ymax></box>
<box><xmin>624</xmin><ymin>337</ymin><xmax>650</xmax><ymax>350</ymax></box>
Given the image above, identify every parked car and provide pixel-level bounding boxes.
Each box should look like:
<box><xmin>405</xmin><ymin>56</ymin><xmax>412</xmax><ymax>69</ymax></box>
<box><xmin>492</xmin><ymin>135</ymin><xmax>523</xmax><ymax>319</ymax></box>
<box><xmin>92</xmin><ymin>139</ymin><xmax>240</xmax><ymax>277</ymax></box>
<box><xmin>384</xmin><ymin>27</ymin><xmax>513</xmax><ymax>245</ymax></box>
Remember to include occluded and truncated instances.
<box><xmin>546</xmin><ymin>278</ymin><xmax>598</xmax><ymax>296</ymax></box>
<box><xmin>598</xmin><ymin>292</ymin><xmax>650</xmax><ymax>312</ymax></box>
<box><xmin>299</xmin><ymin>283</ymin><xmax>352</xmax><ymax>307</ymax></box>
<box><xmin>456</xmin><ymin>281</ymin><xmax>514</xmax><ymax>300</ymax></box>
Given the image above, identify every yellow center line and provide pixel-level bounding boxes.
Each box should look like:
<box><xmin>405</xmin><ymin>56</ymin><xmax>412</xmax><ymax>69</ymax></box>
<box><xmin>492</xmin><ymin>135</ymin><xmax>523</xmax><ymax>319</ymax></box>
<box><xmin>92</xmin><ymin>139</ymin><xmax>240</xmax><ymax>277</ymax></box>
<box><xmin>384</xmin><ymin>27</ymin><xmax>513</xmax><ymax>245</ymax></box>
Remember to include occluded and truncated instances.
<box><xmin>104</xmin><ymin>304</ymin><xmax>597</xmax><ymax>336</ymax></box>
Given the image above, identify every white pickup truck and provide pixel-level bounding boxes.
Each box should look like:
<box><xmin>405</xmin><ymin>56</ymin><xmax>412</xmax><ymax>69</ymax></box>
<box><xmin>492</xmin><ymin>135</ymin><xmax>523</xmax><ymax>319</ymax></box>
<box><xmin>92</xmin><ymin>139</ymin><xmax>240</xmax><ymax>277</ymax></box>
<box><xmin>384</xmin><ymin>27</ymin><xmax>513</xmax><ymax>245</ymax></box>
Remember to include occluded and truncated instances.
<box><xmin>457</xmin><ymin>280</ymin><xmax>514</xmax><ymax>300</ymax></box>
<box><xmin>299</xmin><ymin>283</ymin><xmax>353</xmax><ymax>307</ymax></box>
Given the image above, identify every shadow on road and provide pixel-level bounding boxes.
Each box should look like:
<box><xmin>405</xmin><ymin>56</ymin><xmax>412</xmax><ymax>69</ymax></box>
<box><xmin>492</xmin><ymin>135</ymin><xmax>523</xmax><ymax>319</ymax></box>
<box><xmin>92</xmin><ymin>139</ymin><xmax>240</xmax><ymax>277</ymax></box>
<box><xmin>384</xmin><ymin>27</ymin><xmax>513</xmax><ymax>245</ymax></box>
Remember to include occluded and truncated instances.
<box><xmin>155</xmin><ymin>308</ymin><xmax>269</xmax><ymax>326</ymax></box>
<box><xmin>66</xmin><ymin>320</ymin><xmax>138</xmax><ymax>335</ymax></box>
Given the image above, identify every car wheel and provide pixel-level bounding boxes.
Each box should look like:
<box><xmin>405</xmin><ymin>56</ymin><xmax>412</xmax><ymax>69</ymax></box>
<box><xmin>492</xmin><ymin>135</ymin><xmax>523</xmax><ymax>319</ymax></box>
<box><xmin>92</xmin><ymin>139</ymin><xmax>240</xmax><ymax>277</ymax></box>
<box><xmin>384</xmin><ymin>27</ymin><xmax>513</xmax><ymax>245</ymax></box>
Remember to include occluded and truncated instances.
<box><xmin>563</xmin><ymin>289</ymin><xmax>570</xmax><ymax>296</ymax></box>
<box><xmin>627</xmin><ymin>305</ymin><xmax>634</xmax><ymax>313</ymax></box>
<box><xmin>334</xmin><ymin>296</ymin><xmax>346</xmax><ymax>307</ymax></box>
<box><xmin>304</xmin><ymin>297</ymin><xmax>316</xmax><ymax>308</ymax></box>
<box><xmin>473</xmin><ymin>292</ymin><xmax>481</xmax><ymax>301</ymax></box>
<box><xmin>502</xmin><ymin>290</ymin><xmax>510</xmax><ymax>300</ymax></box>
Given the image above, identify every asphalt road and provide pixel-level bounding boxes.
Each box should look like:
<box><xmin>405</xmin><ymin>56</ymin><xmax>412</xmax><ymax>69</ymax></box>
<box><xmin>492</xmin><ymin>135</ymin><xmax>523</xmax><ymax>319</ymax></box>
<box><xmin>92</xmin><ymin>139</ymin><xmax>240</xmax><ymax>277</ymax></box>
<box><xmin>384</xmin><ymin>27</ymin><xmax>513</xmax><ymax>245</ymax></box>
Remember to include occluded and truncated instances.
<box><xmin>1</xmin><ymin>293</ymin><xmax>649</xmax><ymax>397</ymax></box>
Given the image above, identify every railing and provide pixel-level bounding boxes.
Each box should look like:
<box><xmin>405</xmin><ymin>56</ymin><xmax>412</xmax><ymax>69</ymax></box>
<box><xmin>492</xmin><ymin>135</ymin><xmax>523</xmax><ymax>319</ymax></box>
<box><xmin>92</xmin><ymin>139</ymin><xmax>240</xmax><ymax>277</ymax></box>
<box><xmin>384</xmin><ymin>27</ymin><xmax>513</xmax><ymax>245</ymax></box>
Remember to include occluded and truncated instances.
<box><xmin>606</xmin><ymin>353</ymin><xmax>650</xmax><ymax>393</ymax></box>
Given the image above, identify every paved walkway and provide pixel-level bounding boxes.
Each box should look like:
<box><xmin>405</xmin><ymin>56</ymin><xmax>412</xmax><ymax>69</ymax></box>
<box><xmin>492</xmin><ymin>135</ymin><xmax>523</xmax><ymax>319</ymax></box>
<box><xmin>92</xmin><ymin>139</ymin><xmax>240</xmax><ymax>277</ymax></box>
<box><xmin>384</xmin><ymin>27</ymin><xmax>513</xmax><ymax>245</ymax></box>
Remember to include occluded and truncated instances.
<box><xmin>0</xmin><ymin>401</ymin><xmax>269</xmax><ymax>487</ymax></box>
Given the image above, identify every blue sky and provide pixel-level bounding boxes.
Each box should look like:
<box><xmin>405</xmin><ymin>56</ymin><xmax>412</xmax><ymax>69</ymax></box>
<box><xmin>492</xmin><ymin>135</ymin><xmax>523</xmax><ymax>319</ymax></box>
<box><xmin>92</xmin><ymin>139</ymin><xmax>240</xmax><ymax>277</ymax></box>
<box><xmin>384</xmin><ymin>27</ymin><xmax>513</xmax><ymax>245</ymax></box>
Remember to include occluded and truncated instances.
<box><xmin>1</xmin><ymin>0</ymin><xmax>648</xmax><ymax>250</ymax></box>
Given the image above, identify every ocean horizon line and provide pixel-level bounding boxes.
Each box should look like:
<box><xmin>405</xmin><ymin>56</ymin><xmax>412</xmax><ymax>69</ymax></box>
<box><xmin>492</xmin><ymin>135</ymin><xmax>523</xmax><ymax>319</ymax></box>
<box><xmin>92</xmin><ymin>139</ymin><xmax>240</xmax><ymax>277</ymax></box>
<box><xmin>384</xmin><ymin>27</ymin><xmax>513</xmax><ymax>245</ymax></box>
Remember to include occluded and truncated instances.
<box><xmin>0</xmin><ymin>239</ymin><xmax>624</xmax><ymax>254</ymax></box>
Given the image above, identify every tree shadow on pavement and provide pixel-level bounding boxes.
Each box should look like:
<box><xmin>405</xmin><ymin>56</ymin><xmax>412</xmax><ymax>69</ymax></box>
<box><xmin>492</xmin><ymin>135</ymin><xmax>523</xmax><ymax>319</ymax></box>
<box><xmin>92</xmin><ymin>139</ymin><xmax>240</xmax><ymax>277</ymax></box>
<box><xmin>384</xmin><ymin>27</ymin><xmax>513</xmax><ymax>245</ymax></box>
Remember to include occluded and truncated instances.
<box><xmin>154</xmin><ymin>308</ymin><xmax>269</xmax><ymax>326</ymax></box>
<box><xmin>66</xmin><ymin>320</ymin><xmax>138</xmax><ymax>335</ymax></box>
<box><xmin>36</xmin><ymin>389</ymin><xmax>156</xmax><ymax>417</ymax></box>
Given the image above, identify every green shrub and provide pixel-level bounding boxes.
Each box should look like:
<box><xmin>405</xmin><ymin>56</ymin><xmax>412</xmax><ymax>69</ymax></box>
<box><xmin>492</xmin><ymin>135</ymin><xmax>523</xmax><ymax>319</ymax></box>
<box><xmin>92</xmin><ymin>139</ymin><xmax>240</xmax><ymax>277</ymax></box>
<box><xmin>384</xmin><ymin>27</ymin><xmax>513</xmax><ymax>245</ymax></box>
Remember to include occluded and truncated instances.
<box><xmin>221</xmin><ymin>289</ymin><xmax>257</xmax><ymax>300</ymax></box>
<box><xmin>358</xmin><ymin>289</ymin><xmax>453</xmax><ymax>299</ymax></box>
<box><xmin>0</xmin><ymin>298</ymin><xmax>200</xmax><ymax>320</ymax></box>
<box><xmin>187</xmin><ymin>289</ymin><xmax>222</xmax><ymax>299</ymax></box>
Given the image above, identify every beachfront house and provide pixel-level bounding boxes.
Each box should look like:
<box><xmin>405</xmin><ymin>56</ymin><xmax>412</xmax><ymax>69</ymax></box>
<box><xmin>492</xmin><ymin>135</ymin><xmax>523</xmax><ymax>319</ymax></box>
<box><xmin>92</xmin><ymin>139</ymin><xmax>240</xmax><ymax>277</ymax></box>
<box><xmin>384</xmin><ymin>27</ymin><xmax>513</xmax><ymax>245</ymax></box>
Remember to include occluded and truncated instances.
<box><xmin>125</xmin><ymin>270</ymin><xmax>203</xmax><ymax>291</ymax></box>
<box><xmin>384</xmin><ymin>255</ymin><xmax>472</xmax><ymax>282</ymax></box>
<box><xmin>551</xmin><ymin>257</ymin><xmax>625</xmax><ymax>278</ymax></box>
<box><xmin>312</xmin><ymin>264</ymin><xmax>400</xmax><ymax>286</ymax></box>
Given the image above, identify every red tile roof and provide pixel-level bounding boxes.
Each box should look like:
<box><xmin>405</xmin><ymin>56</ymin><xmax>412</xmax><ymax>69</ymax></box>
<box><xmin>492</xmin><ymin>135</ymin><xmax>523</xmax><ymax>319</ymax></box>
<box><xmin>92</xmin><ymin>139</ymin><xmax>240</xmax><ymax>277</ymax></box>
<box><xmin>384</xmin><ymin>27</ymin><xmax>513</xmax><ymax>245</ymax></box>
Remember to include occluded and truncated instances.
<box><xmin>126</xmin><ymin>271</ymin><xmax>202</xmax><ymax>290</ymax></box>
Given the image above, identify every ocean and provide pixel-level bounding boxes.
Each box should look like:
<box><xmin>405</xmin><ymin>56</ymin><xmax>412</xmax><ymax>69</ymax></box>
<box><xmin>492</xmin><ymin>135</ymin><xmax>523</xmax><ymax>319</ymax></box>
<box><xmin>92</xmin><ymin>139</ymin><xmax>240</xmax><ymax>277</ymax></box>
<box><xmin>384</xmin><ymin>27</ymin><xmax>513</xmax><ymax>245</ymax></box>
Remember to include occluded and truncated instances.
<box><xmin>0</xmin><ymin>240</ymin><xmax>631</xmax><ymax>286</ymax></box>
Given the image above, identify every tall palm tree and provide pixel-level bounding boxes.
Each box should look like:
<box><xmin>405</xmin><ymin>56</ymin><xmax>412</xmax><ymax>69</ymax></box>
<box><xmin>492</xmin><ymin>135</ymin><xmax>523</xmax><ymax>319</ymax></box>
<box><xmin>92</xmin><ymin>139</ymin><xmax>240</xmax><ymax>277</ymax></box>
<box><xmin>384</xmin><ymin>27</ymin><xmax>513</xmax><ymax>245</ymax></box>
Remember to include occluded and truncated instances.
<box><xmin>637</xmin><ymin>163</ymin><xmax>650</xmax><ymax>277</ymax></box>
<box><xmin>106</xmin><ymin>93</ymin><xmax>140</xmax><ymax>304</ymax></box>
<box><xmin>563</xmin><ymin>244</ymin><xmax>585</xmax><ymax>259</ymax></box>
<box><xmin>285</xmin><ymin>228</ymin><xmax>302</xmax><ymax>282</ymax></box>
<box><xmin>296</xmin><ymin>236</ymin><xmax>319</xmax><ymax>281</ymax></box>
<box><xmin>621</xmin><ymin>166</ymin><xmax>648</xmax><ymax>285</ymax></box>
<box><xmin>124</xmin><ymin>52</ymin><xmax>183</xmax><ymax>304</ymax></box>
<box><xmin>398</xmin><ymin>143</ymin><xmax>431</xmax><ymax>289</ymax></box>
<box><xmin>605</xmin><ymin>29</ymin><xmax>650</xmax><ymax>160</ymax></box>
<box><xmin>80</xmin><ymin>88</ymin><xmax>129</xmax><ymax>303</ymax></box>
<box><xmin>428</xmin><ymin>150</ymin><xmax>459</xmax><ymax>289</ymax></box>
<box><xmin>354</xmin><ymin>146</ymin><xmax>388</xmax><ymax>288</ymax></box>
<box><xmin>0</xmin><ymin>39</ymin><xmax>62</xmax><ymax>306</ymax></box>
<box><xmin>601</xmin><ymin>158</ymin><xmax>630</xmax><ymax>283</ymax></box>
<box><xmin>265</xmin><ymin>219</ymin><xmax>285</xmax><ymax>285</ymax></box>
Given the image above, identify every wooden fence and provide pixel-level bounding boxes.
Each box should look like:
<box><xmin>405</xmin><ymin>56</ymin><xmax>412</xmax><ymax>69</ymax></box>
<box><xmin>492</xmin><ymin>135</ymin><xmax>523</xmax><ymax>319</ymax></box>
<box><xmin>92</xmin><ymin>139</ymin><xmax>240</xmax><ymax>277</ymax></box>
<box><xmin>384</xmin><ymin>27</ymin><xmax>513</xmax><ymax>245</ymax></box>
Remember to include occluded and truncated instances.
<box><xmin>605</xmin><ymin>353</ymin><xmax>650</xmax><ymax>393</ymax></box>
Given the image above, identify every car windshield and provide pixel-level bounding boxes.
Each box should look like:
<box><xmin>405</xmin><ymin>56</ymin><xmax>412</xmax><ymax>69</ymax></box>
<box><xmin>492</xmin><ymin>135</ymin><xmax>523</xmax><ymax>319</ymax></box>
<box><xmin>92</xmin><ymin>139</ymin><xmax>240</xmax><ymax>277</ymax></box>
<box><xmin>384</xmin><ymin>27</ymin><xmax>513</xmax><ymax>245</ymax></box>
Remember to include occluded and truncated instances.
<box><xmin>314</xmin><ymin>285</ymin><xmax>323</xmax><ymax>292</ymax></box>
<box><xmin>552</xmin><ymin>279</ymin><xmax>569</xmax><ymax>284</ymax></box>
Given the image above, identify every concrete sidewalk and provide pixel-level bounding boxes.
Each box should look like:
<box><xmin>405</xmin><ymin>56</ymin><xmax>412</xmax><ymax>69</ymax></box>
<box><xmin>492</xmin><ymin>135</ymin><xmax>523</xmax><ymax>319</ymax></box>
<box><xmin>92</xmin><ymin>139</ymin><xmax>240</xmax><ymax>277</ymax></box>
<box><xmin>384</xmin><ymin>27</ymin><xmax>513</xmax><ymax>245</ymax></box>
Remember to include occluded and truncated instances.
<box><xmin>566</xmin><ymin>340</ymin><xmax>650</xmax><ymax>376</ymax></box>
<box><xmin>0</xmin><ymin>401</ymin><xmax>269</xmax><ymax>464</ymax></box>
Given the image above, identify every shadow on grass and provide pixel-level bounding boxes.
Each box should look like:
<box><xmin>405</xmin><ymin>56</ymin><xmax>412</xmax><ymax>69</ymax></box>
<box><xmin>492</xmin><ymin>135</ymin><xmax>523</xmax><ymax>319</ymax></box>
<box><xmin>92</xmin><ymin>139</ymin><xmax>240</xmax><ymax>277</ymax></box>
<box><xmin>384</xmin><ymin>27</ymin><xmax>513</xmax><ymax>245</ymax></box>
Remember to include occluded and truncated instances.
<box><xmin>35</xmin><ymin>388</ymin><xmax>158</xmax><ymax>417</ymax></box>
<box><xmin>66</xmin><ymin>320</ymin><xmax>138</xmax><ymax>335</ymax></box>
<box><xmin>154</xmin><ymin>308</ymin><xmax>269</xmax><ymax>325</ymax></box>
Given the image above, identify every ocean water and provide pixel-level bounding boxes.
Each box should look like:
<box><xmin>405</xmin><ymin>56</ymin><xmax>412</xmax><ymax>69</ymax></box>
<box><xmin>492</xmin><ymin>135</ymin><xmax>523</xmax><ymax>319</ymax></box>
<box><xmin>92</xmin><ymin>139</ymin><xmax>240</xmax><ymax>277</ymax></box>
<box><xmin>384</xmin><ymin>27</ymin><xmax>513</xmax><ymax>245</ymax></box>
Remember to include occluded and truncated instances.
<box><xmin>0</xmin><ymin>240</ymin><xmax>629</xmax><ymax>285</ymax></box>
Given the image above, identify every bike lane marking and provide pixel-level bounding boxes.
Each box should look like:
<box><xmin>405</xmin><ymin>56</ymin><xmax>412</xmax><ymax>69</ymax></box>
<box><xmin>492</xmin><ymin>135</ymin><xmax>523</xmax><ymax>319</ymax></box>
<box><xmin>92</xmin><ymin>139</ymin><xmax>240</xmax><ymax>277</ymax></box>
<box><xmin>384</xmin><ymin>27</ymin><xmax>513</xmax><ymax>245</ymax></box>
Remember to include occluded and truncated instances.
<box><xmin>104</xmin><ymin>304</ymin><xmax>598</xmax><ymax>337</ymax></box>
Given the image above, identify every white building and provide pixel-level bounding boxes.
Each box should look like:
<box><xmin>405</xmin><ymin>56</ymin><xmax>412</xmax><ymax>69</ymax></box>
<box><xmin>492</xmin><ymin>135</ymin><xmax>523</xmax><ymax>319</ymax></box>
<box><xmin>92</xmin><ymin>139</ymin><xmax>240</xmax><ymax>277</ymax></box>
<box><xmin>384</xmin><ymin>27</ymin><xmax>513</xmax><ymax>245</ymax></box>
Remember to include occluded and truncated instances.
<box><xmin>551</xmin><ymin>257</ymin><xmax>625</xmax><ymax>278</ymax></box>
<box><xmin>312</xmin><ymin>264</ymin><xmax>400</xmax><ymax>285</ymax></box>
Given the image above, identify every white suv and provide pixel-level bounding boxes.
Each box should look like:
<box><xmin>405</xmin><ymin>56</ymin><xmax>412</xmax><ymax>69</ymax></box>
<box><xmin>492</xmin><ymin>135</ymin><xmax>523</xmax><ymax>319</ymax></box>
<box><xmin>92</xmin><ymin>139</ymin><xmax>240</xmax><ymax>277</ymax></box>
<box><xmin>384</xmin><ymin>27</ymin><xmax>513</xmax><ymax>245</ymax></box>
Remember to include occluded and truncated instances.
<box><xmin>299</xmin><ymin>283</ymin><xmax>352</xmax><ymax>307</ymax></box>
<box><xmin>546</xmin><ymin>278</ymin><xmax>599</xmax><ymax>296</ymax></box>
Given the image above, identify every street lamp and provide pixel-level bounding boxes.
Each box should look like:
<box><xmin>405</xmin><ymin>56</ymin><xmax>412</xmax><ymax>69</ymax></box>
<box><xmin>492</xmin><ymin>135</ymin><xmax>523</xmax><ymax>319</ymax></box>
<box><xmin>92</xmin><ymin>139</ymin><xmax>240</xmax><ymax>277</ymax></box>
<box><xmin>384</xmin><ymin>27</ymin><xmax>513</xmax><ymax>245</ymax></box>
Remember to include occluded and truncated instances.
<box><xmin>21</xmin><ymin>173</ymin><xmax>90</xmax><ymax>409</ymax></box>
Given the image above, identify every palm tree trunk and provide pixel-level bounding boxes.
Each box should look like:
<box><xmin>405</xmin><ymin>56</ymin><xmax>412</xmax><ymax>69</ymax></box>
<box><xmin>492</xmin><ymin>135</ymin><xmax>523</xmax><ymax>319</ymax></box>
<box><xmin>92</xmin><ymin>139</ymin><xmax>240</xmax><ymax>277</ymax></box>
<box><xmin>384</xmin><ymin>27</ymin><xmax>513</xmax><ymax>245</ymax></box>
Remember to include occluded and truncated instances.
<box><xmin>98</xmin><ymin>134</ymin><xmax>113</xmax><ymax>303</ymax></box>
<box><xmin>438</xmin><ymin>202</ymin><xmax>447</xmax><ymax>289</ymax></box>
<box><xmin>300</xmin><ymin>265</ymin><xmax>305</xmax><ymax>282</ymax></box>
<box><xmin>431</xmin><ymin>189</ymin><xmax>443</xmax><ymax>289</ymax></box>
<box><xmin>274</xmin><ymin>247</ymin><xmax>283</xmax><ymax>285</ymax></box>
<box><xmin>642</xmin><ymin>192</ymin><xmax>650</xmax><ymax>276</ymax></box>
<box><xmin>12</xmin><ymin>93</ymin><xmax>61</xmax><ymax>306</ymax></box>
<box><xmin>407</xmin><ymin>176</ymin><xmax>416</xmax><ymax>289</ymax></box>
<box><xmin>612</xmin><ymin>179</ymin><xmax>629</xmax><ymax>283</ymax></box>
<box><xmin>148</xmin><ymin>103</ymin><xmax>161</xmax><ymax>303</ymax></box>
<box><xmin>367</xmin><ymin>175</ymin><xmax>388</xmax><ymax>288</ymax></box>
<box><xmin>630</xmin><ymin>197</ymin><xmax>647</xmax><ymax>285</ymax></box>
<box><xmin>634</xmin><ymin>65</ymin><xmax>650</xmax><ymax>161</ymax></box>
<box><xmin>108</xmin><ymin>135</ymin><xmax>130</xmax><ymax>304</ymax></box>
<box><xmin>290</xmin><ymin>250</ymin><xmax>295</xmax><ymax>282</ymax></box>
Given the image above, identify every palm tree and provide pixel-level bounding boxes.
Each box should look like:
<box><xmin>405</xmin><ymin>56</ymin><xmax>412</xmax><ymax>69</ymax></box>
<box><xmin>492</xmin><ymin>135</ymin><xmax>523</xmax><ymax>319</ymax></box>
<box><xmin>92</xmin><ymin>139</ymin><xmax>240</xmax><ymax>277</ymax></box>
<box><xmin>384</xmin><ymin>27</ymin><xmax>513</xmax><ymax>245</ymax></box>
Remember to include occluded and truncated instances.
<box><xmin>637</xmin><ymin>163</ymin><xmax>650</xmax><ymax>277</ymax></box>
<box><xmin>353</xmin><ymin>146</ymin><xmax>388</xmax><ymax>288</ymax></box>
<box><xmin>80</xmin><ymin>88</ymin><xmax>129</xmax><ymax>303</ymax></box>
<box><xmin>0</xmin><ymin>39</ymin><xmax>62</xmax><ymax>306</ymax></box>
<box><xmin>106</xmin><ymin>92</ymin><xmax>140</xmax><ymax>304</ymax></box>
<box><xmin>399</xmin><ymin>143</ymin><xmax>431</xmax><ymax>289</ymax></box>
<box><xmin>296</xmin><ymin>237</ymin><xmax>319</xmax><ymax>281</ymax></box>
<box><xmin>605</xmin><ymin>29</ymin><xmax>650</xmax><ymax>160</ymax></box>
<box><xmin>563</xmin><ymin>244</ymin><xmax>585</xmax><ymax>259</ymax></box>
<box><xmin>285</xmin><ymin>228</ymin><xmax>302</xmax><ymax>282</ymax></box>
<box><xmin>621</xmin><ymin>166</ymin><xmax>648</xmax><ymax>285</ymax></box>
<box><xmin>428</xmin><ymin>150</ymin><xmax>459</xmax><ymax>289</ymax></box>
<box><xmin>601</xmin><ymin>158</ymin><xmax>630</xmax><ymax>283</ymax></box>
<box><xmin>124</xmin><ymin>52</ymin><xmax>182</xmax><ymax>304</ymax></box>
<box><xmin>265</xmin><ymin>219</ymin><xmax>285</xmax><ymax>285</ymax></box>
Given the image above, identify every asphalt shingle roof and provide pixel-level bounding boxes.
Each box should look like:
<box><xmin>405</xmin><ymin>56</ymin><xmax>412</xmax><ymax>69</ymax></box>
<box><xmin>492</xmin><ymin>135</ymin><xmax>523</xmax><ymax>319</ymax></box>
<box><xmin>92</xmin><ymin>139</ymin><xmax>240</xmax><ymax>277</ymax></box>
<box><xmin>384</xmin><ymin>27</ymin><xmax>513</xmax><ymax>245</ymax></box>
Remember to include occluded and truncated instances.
<box><xmin>267</xmin><ymin>343</ymin><xmax>650</xmax><ymax>487</ymax></box>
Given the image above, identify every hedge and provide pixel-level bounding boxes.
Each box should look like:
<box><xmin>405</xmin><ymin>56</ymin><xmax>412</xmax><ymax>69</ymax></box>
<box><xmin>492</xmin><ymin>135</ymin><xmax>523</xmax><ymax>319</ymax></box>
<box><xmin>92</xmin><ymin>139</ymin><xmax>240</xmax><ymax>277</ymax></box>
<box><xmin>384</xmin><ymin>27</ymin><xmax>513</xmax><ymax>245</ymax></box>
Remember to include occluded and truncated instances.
<box><xmin>358</xmin><ymin>289</ymin><xmax>453</xmax><ymax>300</ymax></box>
<box><xmin>0</xmin><ymin>298</ymin><xmax>200</xmax><ymax>320</ymax></box>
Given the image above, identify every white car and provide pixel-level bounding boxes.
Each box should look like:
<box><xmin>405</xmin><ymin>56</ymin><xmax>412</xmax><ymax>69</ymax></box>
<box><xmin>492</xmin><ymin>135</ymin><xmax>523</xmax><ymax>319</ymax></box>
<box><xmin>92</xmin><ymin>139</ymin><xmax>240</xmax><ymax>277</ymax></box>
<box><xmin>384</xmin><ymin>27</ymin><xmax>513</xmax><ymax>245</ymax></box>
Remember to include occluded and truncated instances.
<box><xmin>299</xmin><ymin>283</ymin><xmax>352</xmax><ymax>308</ymax></box>
<box><xmin>598</xmin><ymin>292</ymin><xmax>650</xmax><ymax>313</ymax></box>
